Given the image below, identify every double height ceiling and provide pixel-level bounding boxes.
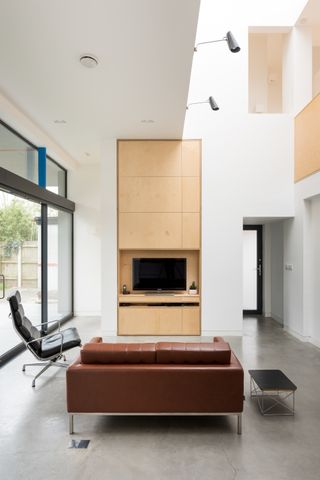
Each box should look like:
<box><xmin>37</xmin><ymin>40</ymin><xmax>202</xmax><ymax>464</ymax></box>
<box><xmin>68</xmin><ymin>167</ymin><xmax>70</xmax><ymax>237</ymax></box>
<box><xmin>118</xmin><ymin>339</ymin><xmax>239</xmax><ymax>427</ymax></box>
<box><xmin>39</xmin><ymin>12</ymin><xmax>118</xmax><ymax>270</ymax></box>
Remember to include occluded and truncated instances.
<box><xmin>0</xmin><ymin>0</ymin><xmax>200</xmax><ymax>165</ymax></box>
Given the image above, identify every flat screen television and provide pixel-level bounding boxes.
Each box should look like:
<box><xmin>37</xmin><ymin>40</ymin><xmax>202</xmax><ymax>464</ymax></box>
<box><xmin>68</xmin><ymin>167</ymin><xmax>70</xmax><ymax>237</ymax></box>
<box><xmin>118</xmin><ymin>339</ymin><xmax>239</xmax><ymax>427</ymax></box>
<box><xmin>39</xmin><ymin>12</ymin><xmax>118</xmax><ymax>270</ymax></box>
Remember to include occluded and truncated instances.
<box><xmin>132</xmin><ymin>258</ymin><xmax>186</xmax><ymax>291</ymax></box>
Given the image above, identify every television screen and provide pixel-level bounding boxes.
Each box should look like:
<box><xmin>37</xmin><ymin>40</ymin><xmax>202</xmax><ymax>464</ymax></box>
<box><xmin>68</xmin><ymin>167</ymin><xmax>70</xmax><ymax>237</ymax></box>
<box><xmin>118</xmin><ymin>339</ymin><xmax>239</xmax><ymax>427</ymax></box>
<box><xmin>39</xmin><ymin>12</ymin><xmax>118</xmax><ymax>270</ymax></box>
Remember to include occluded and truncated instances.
<box><xmin>132</xmin><ymin>258</ymin><xmax>186</xmax><ymax>291</ymax></box>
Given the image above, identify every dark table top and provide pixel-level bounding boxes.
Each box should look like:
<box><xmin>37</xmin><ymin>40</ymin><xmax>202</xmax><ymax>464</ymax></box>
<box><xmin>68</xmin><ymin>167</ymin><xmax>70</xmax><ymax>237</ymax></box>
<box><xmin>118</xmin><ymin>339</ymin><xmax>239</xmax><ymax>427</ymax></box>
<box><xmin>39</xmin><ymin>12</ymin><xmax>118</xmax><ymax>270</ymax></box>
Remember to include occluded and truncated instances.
<box><xmin>248</xmin><ymin>369</ymin><xmax>297</xmax><ymax>391</ymax></box>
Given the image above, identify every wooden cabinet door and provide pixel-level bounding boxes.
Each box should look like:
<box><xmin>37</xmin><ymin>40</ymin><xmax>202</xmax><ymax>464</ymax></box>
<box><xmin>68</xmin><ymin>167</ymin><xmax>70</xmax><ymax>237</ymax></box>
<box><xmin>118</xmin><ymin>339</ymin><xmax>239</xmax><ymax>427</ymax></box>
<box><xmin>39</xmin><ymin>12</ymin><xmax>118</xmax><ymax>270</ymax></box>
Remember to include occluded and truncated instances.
<box><xmin>118</xmin><ymin>307</ymin><xmax>158</xmax><ymax>335</ymax></box>
<box><xmin>182</xmin><ymin>141</ymin><xmax>201</xmax><ymax>177</ymax></box>
<box><xmin>182</xmin><ymin>307</ymin><xmax>200</xmax><ymax>334</ymax></box>
<box><xmin>182</xmin><ymin>213</ymin><xmax>200</xmax><ymax>249</ymax></box>
<box><xmin>119</xmin><ymin>213</ymin><xmax>182</xmax><ymax>249</ymax></box>
<box><xmin>157</xmin><ymin>308</ymin><xmax>183</xmax><ymax>334</ymax></box>
<box><xmin>182</xmin><ymin>177</ymin><xmax>200</xmax><ymax>213</ymax></box>
<box><xmin>119</xmin><ymin>177</ymin><xmax>181</xmax><ymax>213</ymax></box>
<box><xmin>119</xmin><ymin>141</ymin><xmax>181</xmax><ymax>177</ymax></box>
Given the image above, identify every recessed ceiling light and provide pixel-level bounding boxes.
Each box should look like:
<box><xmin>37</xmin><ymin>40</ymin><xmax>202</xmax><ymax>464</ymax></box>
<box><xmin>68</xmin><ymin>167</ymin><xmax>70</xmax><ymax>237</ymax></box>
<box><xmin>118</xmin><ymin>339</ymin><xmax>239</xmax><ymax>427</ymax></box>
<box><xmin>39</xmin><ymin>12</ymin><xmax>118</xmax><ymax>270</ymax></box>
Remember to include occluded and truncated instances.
<box><xmin>54</xmin><ymin>119</ymin><xmax>66</xmax><ymax>124</ymax></box>
<box><xmin>300</xmin><ymin>17</ymin><xmax>308</xmax><ymax>24</ymax></box>
<box><xmin>141</xmin><ymin>119</ymin><xmax>155</xmax><ymax>123</ymax></box>
<box><xmin>80</xmin><ymin>54</ymin><xmax>99</xmax><ymax>68</ymax></box>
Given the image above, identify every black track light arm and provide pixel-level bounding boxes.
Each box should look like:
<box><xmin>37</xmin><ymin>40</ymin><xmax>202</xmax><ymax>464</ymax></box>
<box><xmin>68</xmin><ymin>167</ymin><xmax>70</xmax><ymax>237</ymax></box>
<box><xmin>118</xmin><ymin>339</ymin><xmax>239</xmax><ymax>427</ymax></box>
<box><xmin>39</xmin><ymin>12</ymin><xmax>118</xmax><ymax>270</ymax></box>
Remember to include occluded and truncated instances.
<box><xmin>187</xmin><ymin>96</ymin><xmax>219</xmax><ymax>111</ymax></box>
<box><xmin>194</xmin><ymin>31</ymin><xmax>240</xmax><ymax>53</ymax></box>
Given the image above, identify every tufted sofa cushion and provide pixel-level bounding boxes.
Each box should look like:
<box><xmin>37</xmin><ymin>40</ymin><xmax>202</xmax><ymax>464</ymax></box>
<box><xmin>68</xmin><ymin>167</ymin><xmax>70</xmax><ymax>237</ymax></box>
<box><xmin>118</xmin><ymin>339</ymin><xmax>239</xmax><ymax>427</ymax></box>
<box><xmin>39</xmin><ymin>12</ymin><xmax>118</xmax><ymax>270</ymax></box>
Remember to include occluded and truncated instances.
<box><xmin>81</xmin><ymin>342</ymin><xmax>156</xmax><ymax>364</ymax></box>
<box><xmin>80</xmin><ymin>340</ymin><xmax>231</xmax><ymax>365</ymax></box>
<box><xmin>156</xmin><ymin>342</ymin><xmax>231</xmax><ymax>364</ymax></box>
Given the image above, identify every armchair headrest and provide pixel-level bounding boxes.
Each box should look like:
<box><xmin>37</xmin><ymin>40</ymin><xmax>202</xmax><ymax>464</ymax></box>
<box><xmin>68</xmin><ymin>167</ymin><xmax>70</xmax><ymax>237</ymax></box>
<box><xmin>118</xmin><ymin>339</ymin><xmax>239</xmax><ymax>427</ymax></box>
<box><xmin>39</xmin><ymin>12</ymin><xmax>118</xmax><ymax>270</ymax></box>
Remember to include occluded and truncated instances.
<box><xmin>8</xmin><ymin>290</ymin><xmax>21</xmax><ymax>312</ymax></box>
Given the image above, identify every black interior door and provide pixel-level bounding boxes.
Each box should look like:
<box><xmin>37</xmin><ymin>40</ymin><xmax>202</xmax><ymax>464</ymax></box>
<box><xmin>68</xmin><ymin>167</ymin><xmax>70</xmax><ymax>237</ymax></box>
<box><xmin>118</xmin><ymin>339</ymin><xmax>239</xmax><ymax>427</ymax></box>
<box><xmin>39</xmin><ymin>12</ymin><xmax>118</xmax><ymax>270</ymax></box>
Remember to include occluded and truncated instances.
<box><xmin>243</xmin><ymin>225</ymin><xmax>263</xmax><ymax>314</ymax></box>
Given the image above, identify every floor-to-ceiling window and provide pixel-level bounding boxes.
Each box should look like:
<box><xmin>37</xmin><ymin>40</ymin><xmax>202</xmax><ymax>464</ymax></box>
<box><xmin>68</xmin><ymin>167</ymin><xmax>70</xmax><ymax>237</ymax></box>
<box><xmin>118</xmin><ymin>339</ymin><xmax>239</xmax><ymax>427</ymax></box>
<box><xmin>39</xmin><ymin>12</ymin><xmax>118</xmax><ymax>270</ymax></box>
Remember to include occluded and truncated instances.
<box><xmin>47</xmin><ymin>207</ymin><xmax>72</xmax><ymax>322</ymax></box>
<box><xmin>0</xmin><ymin>120</ymin><xmax>74</xmax><ymax>366</ymax></box>
<box><xmin>0</xmin><ymin>191</ymin><xmax>41</xmax><ymax>355</ymax></box>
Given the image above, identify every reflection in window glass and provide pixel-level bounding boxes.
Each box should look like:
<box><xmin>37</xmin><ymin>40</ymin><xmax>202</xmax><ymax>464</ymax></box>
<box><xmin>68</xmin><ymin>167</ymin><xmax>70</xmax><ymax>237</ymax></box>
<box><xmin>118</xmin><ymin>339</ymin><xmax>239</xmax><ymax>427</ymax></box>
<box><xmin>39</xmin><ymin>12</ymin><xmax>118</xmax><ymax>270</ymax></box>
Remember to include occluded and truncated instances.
<box><xmin>0</xmin><ymin>123</ymin><xmax>38</xmax><ymax>183</ymax></box>
<box><xmin>46</xmin><ymin>159</ymin><xmax>66</xmax><ymax>197</ymax></box>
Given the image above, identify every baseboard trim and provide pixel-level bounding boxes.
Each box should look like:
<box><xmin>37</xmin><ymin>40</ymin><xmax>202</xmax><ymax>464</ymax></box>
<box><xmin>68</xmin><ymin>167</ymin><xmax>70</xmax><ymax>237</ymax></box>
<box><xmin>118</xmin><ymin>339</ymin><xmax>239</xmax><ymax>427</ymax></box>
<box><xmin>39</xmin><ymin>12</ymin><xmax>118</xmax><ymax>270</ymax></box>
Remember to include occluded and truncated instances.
<box><xmin>309</xmin><ymin>336</ymin><xmax>320</xmax><ymax>349</ymax></box>
<box><xmin>283</xmin><ymin>325</ymin><xmax>310</xmax><ymax>342</ymax></box>
<box><xmin>201</xmin><ymin>330</ymin><xmax>243</xmax><ymax>337</ymax></box>
<box><xmin>283</xmin><ymin>325</ymin><xmax>320</xmax><ymax>350</ymax></box>
<box><xmin>271</xmin><ymin>313</ymin><xmax>283</xmax><ymax>325</ymax></box>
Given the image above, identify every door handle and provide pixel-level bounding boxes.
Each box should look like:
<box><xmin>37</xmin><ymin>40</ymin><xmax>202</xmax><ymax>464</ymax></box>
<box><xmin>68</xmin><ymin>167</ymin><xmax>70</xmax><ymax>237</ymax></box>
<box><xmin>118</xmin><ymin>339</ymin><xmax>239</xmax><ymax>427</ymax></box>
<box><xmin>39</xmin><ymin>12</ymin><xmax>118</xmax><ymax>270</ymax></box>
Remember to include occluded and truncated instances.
<box><xmin>257</xmin><ymin>265</ymin><xmax>262</xmax><ymax>276</ymax></box>
<box><xmin>0</xmin><ymin>274</ymin><xmax>5</xmax><ymax>299</ymax></box>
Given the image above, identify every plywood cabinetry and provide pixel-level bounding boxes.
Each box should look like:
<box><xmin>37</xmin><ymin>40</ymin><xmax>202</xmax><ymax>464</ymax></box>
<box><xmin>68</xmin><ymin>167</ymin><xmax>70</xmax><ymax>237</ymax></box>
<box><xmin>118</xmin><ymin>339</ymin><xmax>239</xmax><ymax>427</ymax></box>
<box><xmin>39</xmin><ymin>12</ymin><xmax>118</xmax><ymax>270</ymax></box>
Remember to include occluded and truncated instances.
<box><xmin>182</xmin><ymin>213</ymin><xmax>200</xmax><ymax>249</ymax></box>
<box><xmin>182</xmin><ymin>307</ymin><xmax>200</xmax><ymax>335</ymax></box>
<box><xmin>118</xmin><ymin>306</ymin><xmax>200</xmax><ymax>335</ymax></box>
<box><xmin>117</xmin><ymin>140</ymin><xmax>201</xmax><ymax>335</ymax></box>
<box><xmin>295</xmin><ymin>94</ymin><xmax>320</xmax><ymax>182</ymax></box>
<box><xmin>182</xmin><ymin>140</ymin><xmax>201</xmax><ymax>176</ymax></box>
<box><xmin>118</xmin><ymin>140</ymin><xmax>181</xmax><ymax>177</ymax></box>
<box><xmin>119</xmin><ymin>177</ymin><xmax>182</xmax><ymax>213</ymax></box>
<box><xmin>118</xmin><ymin>140</ymin><xmax>201</xmax><ymax>250</ymax></box>
<box><xmin>182</xmin><ymin>177</ymin><xmax>200</xmax><ymax>212</ymax></box>
<box><xmin>119</xmin><ymin>213</ymin><xmax>182</xmax><ymax>249</ymax></box>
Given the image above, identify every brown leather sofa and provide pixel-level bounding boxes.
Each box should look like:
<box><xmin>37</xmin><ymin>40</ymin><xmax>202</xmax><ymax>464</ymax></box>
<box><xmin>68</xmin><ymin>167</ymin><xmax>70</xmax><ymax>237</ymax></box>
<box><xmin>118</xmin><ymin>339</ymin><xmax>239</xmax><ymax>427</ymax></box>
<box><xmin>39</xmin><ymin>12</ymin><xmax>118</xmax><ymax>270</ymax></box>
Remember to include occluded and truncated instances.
<box><xmin>66</xmin><ymin>336</ymin><xmax>244</xmax><ymax>434</ymax></box>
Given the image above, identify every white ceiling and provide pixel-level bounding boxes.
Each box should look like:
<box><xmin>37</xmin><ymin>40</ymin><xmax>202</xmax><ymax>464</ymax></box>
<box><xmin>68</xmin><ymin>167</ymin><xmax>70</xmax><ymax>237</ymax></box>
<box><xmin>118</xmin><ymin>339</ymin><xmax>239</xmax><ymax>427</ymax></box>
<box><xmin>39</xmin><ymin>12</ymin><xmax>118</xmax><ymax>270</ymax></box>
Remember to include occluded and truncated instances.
<box><xmin>0</xmin><ymin>0</ymin><xmax>200</xmax><ymax>165</ymax></box>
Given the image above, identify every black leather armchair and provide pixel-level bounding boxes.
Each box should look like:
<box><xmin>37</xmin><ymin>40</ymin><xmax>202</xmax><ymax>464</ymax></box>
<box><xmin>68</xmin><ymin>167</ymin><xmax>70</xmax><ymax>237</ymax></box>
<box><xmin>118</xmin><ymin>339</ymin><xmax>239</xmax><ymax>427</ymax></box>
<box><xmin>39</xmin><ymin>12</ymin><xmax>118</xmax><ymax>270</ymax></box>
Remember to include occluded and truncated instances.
<box><xmin>8</xmin><ymin>290</ymin><xmax>81</xmax><ymax>387</ymax></box>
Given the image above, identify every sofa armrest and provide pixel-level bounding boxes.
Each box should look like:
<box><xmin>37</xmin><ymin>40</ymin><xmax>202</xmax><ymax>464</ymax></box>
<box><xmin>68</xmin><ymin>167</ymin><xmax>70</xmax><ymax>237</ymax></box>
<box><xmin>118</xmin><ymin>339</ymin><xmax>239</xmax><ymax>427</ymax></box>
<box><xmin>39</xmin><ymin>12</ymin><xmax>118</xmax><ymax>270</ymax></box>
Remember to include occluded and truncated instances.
<box><xmin>213</xmin><ymin>336</ymin><xmax>225</xmax><ymax>343</ymax></box>
<box><xmin>87</xmin><ymin>337</ymin><xmax>103</xmax><ymax>344</ymax></box>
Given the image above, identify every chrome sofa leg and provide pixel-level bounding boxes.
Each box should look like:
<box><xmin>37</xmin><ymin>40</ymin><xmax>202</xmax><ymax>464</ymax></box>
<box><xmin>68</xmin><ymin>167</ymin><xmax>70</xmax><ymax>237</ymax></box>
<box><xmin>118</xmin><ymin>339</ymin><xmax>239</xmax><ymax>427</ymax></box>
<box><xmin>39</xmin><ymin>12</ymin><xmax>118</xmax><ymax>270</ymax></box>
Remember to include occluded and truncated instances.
<box><xmin>32</xmin><ymin>362</ymin><xmax>51</xmax><ymax>387</ymax></box>
<box><xmin>237</xmin><ymin>413</ymin><xmax>242</xmax><ymax>435</ymax></box>
<box><xmin>69</xmin><ymin>414</ymin><xmax>74</xmax><ymax>434</ymax></box>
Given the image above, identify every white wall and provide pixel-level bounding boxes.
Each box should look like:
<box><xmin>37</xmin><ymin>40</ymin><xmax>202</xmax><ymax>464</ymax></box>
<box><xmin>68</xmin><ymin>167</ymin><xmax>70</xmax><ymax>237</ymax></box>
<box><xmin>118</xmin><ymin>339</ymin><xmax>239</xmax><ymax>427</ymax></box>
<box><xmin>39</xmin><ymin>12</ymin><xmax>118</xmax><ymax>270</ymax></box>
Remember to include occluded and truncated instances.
<box><xmin>270</xmin><ymin>221</ymin><xmax>284</xmax><ymax>323</ymax></box>
<box><xmin>307</xmin><ymin>195</ymin><xmax>320</xmax><ymax>345</ymax></box>
<box><xmin>284</xmin><ymin>172</ymin><xmax>320</xmax><ymax>346</ymax></box>
<box><xmin>283</xmin><ymin>26</ymin><xmax>313</xmax><ymax>114</ymax></box>
<box><xmin>183</xmin><ymin>0</ymin><xmax>299</xmax><ymax>334</ymax></box>
<box><xmin>68</xmin><ymin>164</ymin><xmax>101</xmax><ymax>315</ymax></box>
<box><xmin>100</xmin><ymin>139</ymin><xmax>117</xmax><ymax>336</ymax></box>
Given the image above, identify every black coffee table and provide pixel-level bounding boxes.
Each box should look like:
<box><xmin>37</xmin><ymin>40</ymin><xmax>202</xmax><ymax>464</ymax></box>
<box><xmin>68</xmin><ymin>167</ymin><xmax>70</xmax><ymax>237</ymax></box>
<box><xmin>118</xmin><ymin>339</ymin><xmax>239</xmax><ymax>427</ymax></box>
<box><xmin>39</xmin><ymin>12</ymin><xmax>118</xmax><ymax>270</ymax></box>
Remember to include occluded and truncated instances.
<box><xmin>248</xmin><ymin>370</ymin><xmax>297</xmax><ymax>415</ymax></box>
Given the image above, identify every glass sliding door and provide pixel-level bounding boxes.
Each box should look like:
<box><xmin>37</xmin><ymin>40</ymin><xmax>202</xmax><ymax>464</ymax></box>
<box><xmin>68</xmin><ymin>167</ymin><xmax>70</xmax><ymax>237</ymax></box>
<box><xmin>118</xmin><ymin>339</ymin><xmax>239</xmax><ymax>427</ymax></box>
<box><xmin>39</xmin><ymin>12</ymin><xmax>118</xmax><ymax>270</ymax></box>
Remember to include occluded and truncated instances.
<box><xmin>0</xmin><ymin>190</ymin><xmax>41</xmax><ymax>355</ymax></box>
<box><xmin>47</xmin><ymin>207</ymin><xmax>72</xmax><ymax>322</ymax></box>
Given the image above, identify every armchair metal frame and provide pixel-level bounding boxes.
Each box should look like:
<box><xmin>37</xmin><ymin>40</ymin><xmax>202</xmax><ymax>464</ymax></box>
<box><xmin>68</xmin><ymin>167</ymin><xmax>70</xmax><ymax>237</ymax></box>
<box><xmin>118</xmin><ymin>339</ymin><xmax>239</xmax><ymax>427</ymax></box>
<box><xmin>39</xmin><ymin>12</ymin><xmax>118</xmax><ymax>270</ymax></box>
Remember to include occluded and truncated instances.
<box><xmin>21</xmin><ymin>319</ymin><xmax>68</xmax><ymax>387</ymax></box>
<box><xmin>8</xmin><ymin>290</ymin><xmax>81</xmax><ymax>387</ymax></box>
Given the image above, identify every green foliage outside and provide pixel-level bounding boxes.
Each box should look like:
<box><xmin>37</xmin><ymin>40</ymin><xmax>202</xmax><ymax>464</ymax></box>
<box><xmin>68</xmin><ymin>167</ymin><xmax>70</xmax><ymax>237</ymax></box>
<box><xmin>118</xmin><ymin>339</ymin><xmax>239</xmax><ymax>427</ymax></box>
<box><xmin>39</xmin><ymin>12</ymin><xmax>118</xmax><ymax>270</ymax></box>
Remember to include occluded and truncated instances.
<box><xmin>0</xmin><ymin>200</ymin><xmax>37</xmax><ymax>256</ymax></box>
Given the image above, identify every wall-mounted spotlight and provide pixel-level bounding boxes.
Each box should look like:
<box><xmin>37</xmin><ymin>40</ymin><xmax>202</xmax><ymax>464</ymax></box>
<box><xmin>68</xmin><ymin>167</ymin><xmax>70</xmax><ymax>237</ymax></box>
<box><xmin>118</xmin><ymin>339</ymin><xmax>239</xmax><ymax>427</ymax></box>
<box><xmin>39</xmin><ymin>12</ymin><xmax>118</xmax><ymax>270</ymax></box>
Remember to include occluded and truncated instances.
<box><xmin>187</xmin><ymin>96</ymin><xmax>219</xmax><ymax>111</ymax></box>
<box><xmin>194</xmin><ymin>31</ymin><xmax>241</xmax><ymax>53</ymax></box>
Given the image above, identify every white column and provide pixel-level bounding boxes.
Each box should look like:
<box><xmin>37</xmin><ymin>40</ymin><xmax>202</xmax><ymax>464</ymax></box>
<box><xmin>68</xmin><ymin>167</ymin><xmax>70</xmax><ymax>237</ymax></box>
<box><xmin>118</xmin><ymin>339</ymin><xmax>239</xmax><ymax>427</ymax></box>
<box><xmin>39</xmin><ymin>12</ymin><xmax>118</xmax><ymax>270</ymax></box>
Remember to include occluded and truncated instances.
<box><xmin>263</xmin><ymin>224</ymin><xmax>271</xmax><ymax>317</ymax></box>
<box><xmin>101</xmin><ymin>139</ymin><xmax>117</xmax><ymax>336</ymax></box>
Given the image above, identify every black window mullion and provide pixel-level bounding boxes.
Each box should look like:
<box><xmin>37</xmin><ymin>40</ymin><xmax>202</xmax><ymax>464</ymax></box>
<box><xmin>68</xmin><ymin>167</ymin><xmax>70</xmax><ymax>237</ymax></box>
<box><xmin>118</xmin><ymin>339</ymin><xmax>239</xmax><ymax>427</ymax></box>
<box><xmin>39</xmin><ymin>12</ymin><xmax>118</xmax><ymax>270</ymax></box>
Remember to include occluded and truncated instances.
<box><xmin>41</xmin><ymin>204</ymin><xmax>48</xmax><ymax>334</ymax></box>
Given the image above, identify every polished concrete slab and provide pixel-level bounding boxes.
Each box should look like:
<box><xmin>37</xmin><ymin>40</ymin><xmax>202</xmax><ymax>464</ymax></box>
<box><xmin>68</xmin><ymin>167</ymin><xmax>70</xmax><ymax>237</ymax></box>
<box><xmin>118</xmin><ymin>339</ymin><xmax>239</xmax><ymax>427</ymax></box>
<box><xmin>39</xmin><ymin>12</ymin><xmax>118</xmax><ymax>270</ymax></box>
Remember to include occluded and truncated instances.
<box><xmin>0</xmin><ymin>316</ymin><xmax>320</xmax><ymax>480</ymax></box>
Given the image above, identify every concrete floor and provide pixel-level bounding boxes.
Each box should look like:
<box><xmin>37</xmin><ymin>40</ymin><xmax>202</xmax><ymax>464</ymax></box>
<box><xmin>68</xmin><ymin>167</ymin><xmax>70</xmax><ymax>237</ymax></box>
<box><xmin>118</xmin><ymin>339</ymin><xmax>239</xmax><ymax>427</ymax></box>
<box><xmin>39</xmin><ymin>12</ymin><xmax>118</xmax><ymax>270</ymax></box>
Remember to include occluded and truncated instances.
<box><xmin>0</xmin><ymin>316</ymin><xmax>320</xmax><ymax>480</ymax></box>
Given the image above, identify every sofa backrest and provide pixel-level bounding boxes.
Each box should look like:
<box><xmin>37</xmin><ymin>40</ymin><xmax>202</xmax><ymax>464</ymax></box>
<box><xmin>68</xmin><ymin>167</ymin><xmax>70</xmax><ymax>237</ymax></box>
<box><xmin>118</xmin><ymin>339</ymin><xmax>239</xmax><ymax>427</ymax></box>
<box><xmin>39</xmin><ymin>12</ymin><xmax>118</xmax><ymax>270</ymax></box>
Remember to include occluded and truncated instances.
<box><xmin>80</xmin><ymin>339</ymin><xmax>231</xmax><ymax>365</ymax></box>
<box><xmin>156</xmin><ymin>342</ymin><xmax>231</xmax><ymax>364</ymax></box>
<box><xmin>81</xmin><ymin>342</ymin><xmax>156</xmax><ymax>364</ymax></box>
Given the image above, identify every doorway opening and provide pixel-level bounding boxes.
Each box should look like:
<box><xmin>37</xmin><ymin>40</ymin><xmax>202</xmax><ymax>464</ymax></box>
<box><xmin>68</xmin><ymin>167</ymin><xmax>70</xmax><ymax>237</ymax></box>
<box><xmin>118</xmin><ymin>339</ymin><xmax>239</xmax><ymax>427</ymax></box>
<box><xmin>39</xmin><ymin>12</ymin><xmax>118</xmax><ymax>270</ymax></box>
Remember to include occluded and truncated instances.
<box><xmin>243</xmin><ymin>225</ymin><xmax>263</xmax><ymax>314</ymax></box>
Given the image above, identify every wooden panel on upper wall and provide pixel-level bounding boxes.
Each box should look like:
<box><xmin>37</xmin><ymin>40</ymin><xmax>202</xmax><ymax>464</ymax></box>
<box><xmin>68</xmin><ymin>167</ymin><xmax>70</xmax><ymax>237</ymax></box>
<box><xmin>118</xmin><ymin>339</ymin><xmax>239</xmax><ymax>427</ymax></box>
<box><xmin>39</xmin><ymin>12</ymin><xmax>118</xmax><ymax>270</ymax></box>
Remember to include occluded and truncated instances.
<box><xmin>182</xmin><ymin>213</ymin><xmax>200</xmax><ymax>249</ymax></box>
<box><xmin>181</xmin><ymin>140</ymin><xmax>201</xmax><ymax>176</ymax></box>
<box><xmin>295</xmin><ymin>94</ymin><xmax>320</xmax><ymax>182</ymax></box>
<box><xmin>182</xmin><ymin>177</ymin><xmax>200</xmax><ymax>212</ymax></box>
<box><xmin>119</xmin><ymin>212</ymin><xmax>182</xmax><ymax>249</ymax></box>
<box><xmin>118</xmin><ymin>140</ymin><xmax>182</xmax><ymax>177</ymax></box>
<box><xmin>119</xmin><ymin>177</ymin><xmax>182</xmax><ymax>212</ymax></box>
